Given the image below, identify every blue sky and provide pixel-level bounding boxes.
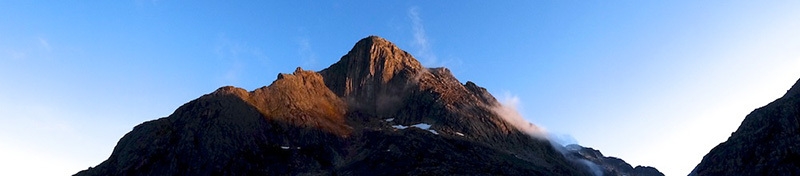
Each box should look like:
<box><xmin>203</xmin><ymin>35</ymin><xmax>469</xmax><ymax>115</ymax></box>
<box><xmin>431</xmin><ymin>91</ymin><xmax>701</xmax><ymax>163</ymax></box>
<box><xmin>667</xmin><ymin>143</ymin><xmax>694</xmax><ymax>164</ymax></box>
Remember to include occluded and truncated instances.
<box><xmin>2</xmin><ymin>1</ymin><xmax>799</xmax><ymax>175</ymax></box>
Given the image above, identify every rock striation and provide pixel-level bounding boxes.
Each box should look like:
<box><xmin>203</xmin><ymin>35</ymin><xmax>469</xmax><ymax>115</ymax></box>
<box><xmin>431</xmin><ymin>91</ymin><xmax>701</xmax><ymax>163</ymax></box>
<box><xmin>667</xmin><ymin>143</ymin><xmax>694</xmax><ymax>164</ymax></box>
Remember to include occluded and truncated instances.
<box><xmin>692</xmin><ymin>78</ymin><xmax>800</xmax><ymax>175</ymax></box>
<box><xmin>75</xmin><ymin>36</ymin><xmax>661</xmax><ymax>176</ymax></box>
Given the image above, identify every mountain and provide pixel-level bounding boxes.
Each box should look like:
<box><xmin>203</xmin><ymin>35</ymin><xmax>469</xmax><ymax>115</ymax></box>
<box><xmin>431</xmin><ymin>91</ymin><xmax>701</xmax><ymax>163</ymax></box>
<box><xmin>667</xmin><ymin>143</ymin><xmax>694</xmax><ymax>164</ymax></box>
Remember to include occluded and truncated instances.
<box><xmin>691</xmin><ymin>79</ymin><xmax>800</xmax><ymax>175</ymax></box>
<box><xmin>75</xmin><ymin>36</ymin><xmax>662</xmax><ymax>176</ymax></box>
<box><xmin>563</xmin><ymin>145</ymin><xmax>663</xmax><ymax>176</ymax></box>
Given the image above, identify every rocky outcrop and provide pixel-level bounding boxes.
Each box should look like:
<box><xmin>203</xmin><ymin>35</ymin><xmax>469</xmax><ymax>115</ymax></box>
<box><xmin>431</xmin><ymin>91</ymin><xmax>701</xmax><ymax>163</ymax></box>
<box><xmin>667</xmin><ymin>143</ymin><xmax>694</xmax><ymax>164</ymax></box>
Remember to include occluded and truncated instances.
<box><xmin>691</xmin><ymin>78</ymin><xmax>800</xmax><ymax>175</ymax></box>
<box><xmin>75</xmin><ymin>36</ymin><xmax>660</xmax><ymax>176</ymax></box>
<box><xmin>564</xmin><ymin>145</ymin><xmax>664</xmax><ymax>176</ymax></box>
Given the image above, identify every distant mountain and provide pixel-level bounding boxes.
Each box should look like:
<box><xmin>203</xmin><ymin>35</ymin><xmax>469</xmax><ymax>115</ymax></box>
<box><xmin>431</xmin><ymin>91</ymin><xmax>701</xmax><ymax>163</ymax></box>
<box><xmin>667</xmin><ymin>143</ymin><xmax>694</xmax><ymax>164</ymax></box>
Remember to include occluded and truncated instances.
<box><xmin>563</xmin><ymin>145</ymin><xmax>663</xmax><ymax>176</ymax></box>
<box><xmin>75</xmin><ymin>36</ymin><xmax>662</xmax><ymax>176</ymax></box>
<box><xmin>692</xmin><ymin>79</ymin><xmax>800</xmax><ymax>175</ymax></box>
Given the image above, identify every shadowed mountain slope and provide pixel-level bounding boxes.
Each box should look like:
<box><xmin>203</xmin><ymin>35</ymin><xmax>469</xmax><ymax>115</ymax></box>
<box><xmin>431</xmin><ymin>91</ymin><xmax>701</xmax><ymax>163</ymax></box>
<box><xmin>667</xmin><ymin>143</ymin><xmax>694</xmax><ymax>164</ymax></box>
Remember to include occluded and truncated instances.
<box><xmin>692</xmin><ymin>78</ymin><xmax>800</xmax><ymax>175</ymax></box>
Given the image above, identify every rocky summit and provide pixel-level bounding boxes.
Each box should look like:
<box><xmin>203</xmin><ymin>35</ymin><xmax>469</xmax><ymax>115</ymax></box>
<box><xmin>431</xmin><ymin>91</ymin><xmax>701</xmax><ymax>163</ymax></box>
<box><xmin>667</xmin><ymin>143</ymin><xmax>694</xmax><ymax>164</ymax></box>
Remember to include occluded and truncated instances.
<box><xmin>75</xmin><ymin>36</ymin><xmax>662</xmax><ymax>176</ymax></box>
<box><xmin>692</xmin><ymin>78</ymin><xmax>800</xmax><ymax>175</ymax></box>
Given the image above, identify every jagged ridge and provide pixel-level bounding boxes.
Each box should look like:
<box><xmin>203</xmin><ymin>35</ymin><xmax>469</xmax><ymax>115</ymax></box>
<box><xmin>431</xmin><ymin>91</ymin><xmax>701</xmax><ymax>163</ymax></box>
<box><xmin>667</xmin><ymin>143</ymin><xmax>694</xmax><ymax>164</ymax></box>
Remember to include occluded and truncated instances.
<box><xmin>75</xmin><ymin>36</ymin><xmax>661</xmax><ymax>176</ymax></box>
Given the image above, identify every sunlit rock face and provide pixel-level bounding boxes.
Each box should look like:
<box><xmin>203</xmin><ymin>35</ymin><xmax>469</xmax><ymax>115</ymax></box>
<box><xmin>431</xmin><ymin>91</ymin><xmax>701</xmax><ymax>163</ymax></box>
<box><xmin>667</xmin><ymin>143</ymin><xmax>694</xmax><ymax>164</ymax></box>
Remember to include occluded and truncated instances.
<box><xmin>75</xmin><ymin>36</ymin><xmax>661</xmax><ymax>176</ymax></box>
<box><xmin>692</xmin><ymin>78</ymin><xmax>800</xmax><ymax>176</ymax></box>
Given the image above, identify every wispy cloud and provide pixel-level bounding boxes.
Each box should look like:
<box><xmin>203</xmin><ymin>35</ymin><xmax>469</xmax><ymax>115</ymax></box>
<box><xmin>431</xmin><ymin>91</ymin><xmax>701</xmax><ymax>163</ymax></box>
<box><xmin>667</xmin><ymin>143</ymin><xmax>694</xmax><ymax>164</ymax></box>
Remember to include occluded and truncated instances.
<box><xmin>38</xmin><ymin>37</ymin><xmax>51</xmax><ymax>52</ymax></box>
<box><xmin>4</xmin><ymin>50</ymin><xmax>27</xmax><ymax>60</ymax></box>
<box><xmin>3</xmin><ymin>37</ymin><xmax>52</xmax><ymax>60</ymax></box>
<box><xmin>492</xmin><ymin>92</ymin><xmax>548</xmax><ymax>138</ymax></box>
<box><xmin>491</xmin><ymin>92</ymin><xmax>603</xmax><ymax>175</ymax></box>
<box><xmin>407</xmin><ymin>7</ymin><xmax>439</xmax><ymax>67</ymax></box>
<box><xmin>297</xmin><ymin>37</ymin><xmax>318</xmax><ymax>69</ymax></box>
<box><xmin>134</xmin><ymin>0</ymin><xmax>161</xmax><ymax>7</ymax></box>
<box><xmin>214</xmin><ymin>34</ymin><xmax>268</xmax><ymax>85</ymax></box>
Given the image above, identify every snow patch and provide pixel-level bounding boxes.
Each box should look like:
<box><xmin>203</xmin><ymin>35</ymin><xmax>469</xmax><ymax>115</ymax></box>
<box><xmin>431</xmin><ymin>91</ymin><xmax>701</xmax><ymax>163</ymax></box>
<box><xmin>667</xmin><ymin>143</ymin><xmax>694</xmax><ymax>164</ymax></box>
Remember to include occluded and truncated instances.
<box><xmin>392</xmin><ymin>125</ymin><xmax>408</xmax><ymax>129</ymax></box>
<box><xmin>385</xmin><ymin>118</ymin><xmax>394</xmax><ymax>122</ymax></box>
<box><xmin>391</xmin><ymin>123</ymin><xmax>438</xmax><ymax>134</ymax></box>
<box><xmin>428</xmin><ymin>129</ymin><xmax>439</xmax><ymax>135</ymax></box>
<box><xmin>280</xmin><ymin>146</ymin><xmax>290</xmax><ymax>149</ymax></box>
<box><xmin>411</xmin><ymin>123</ymin><xmax>431</xmax><ymax>129</ymax></box>
<box><xmin>455</xmin><ymin>132</ymin><xmax>464</xmax><ymax>136</ymax></box>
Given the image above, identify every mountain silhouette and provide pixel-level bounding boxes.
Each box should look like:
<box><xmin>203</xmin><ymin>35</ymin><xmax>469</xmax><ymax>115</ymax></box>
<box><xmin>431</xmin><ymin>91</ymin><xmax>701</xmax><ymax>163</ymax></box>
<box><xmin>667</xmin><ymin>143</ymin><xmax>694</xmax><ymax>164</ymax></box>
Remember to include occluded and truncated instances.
<box><xmin>692</xmin><ymin>78</ymin><xmax>800</xmax><ymax>175</ymax></box>
<box><xmin>75</xmin><ymin>36</ymin><xmax>662</xmax><ymax>176</ymax></box>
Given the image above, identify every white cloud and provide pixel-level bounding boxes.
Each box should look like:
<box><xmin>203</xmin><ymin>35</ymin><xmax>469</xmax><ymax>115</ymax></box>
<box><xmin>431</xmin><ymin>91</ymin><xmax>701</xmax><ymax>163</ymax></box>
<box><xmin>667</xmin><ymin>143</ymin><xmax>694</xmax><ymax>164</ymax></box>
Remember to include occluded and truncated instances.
<box><xmin>492</xmin><ymin>93</ymin><xmax>548</xmax><ymax>138</ymax></box>
<box><xmin>407</xmin><ymin>7</ymin><xmax>439</xmax><ymax>67</ymax></box>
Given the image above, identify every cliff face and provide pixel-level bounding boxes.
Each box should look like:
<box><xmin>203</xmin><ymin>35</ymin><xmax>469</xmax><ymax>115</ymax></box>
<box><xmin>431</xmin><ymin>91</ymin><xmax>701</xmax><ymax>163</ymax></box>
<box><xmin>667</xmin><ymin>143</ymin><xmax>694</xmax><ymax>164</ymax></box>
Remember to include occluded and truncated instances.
<box><xmin>75</xmin><ymin>36</ymin><xmax>661</xmax><ymax>176</ymax></box>
<box><xmin>692</xmin><ymin>79</ymin><xmax>800</xmax><ymax>175</ymax></box>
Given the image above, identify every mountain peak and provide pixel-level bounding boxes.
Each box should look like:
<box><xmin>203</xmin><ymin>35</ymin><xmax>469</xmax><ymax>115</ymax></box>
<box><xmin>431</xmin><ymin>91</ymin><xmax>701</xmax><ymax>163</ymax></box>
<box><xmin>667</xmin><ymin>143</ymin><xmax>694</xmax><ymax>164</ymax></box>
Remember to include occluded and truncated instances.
<box><xmin>323</xmin><ymin>35</ymin><xmax>424</xmax><ymax>83</ymax></box>
<box><xmin>76</xmin><ymin>36</ymin><xmax>663</xmax><ymax>176</ymax></box>
<box><xmin>356</xmin><ymin>35</ymin><xmax>392</xmax><ymax>47</ymax></box>
<box><xmin>319</xmin><ymin>36</ymin><xmax>424</xmax><ymax>115</ymax></box>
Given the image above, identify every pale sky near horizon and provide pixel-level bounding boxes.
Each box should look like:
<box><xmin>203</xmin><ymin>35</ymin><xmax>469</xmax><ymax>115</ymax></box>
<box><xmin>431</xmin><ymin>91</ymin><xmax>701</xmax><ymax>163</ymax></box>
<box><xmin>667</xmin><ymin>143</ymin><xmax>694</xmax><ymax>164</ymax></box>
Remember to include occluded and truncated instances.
<box><xmin>2</xmin><ymin>1</ymin><xmax>800</xmax><ymax>176</ymax></box>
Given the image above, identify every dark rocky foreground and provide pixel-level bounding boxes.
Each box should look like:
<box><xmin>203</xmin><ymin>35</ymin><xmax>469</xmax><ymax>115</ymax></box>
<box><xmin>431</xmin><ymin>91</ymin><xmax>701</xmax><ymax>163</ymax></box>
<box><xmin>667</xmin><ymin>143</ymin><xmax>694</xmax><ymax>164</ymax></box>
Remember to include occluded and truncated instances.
<box><xmin>692</xmin><ymin>78</ymin><xmax>800</xmax><ymax>175</ymax></box>
<box><xmin>76</xmin><ymin>36</ymin><xmax>662</xmax><ymax>176</ymax></box>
